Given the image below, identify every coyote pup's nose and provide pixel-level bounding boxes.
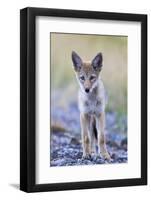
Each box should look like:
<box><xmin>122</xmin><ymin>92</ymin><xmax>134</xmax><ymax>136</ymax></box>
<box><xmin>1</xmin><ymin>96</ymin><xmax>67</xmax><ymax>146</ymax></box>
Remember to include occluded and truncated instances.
<box><xmin>85</xmin><ymin>88</ymin><xmax>90</xmax><ymax>93</ymax></box>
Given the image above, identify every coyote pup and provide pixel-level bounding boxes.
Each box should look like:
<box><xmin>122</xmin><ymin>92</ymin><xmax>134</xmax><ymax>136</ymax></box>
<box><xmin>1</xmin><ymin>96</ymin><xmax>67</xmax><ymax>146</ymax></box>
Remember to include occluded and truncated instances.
<box><xmin>71</xmin><ymin>51</ymin><xmax>111</xmax><ymax>160</ymax></box>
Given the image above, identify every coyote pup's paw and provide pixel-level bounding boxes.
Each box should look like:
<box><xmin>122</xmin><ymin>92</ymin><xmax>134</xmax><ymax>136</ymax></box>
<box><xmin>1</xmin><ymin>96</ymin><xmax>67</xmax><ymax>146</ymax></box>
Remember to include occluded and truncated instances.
<box><xmin>101</xmin><ymin>152</ymin><xmax>111</xmax><ymax>161</ymax></box>
<box><xmin>82</xmin><ymin>154</ymin><xmax>91</xmax><ymax>160</ymax></box>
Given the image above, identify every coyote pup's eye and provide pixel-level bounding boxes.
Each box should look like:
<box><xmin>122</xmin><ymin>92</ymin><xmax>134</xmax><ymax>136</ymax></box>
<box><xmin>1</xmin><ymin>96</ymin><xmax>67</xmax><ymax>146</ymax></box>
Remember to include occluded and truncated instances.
<box><xmin>90</xmin><ymin>75</ymin><xmax>96</xmax><ymax>81</ymax></box>
<box><xmin>80</xmin><ymin>76</ymin><xmax>85</xmax><ymax>81</ymax></box>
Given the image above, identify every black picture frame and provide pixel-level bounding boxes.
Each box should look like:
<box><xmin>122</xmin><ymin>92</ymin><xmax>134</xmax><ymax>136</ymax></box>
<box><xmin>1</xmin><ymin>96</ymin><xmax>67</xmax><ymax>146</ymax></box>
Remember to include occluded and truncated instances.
<box><xmin>20</xmin><ymin>7</ymin><xmax>147</xmax><ymax>192</ymax></box>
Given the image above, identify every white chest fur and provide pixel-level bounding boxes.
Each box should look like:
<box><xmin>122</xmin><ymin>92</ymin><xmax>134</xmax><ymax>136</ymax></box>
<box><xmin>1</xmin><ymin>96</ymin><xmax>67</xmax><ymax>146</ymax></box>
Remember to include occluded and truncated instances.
<box><xmin>78</xmin><ymin>81</ymin><xmax>106</xmax><ymax>116</ymax></box>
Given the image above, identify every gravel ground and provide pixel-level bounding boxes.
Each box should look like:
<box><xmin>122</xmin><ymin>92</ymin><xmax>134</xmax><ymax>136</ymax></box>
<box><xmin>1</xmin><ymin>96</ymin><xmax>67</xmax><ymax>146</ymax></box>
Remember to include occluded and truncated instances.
<box><xmin>50</xmin><ymin>132</ymin><xmax>127</xmax><ymax>166</ymax></box>
<box><xmin>50</xmin><ymin>102</ymin><xmax>127</xmax><ymax>167</ymax></box>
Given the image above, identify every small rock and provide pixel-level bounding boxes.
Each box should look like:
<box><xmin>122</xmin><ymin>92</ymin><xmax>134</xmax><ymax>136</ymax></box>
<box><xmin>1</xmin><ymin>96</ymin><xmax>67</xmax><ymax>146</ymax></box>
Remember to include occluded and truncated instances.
<box><xmin>121</xmin><ymin>137</ymin><xmax>127</xmax><ymax>150</ymax></box>
<box><xmin>111</xmin><ymin>153</ymin><xmax>118</xmax><ymax>160</ymax></box>
<box><xmin>70</xmin><ymin>137</ymin><xmax>80</xmax><ymax>145</ymax></box>
<box><xmin>50</xmin><ymin>159</ymin><xmax>66</xmax><ymax>166</ymax></box>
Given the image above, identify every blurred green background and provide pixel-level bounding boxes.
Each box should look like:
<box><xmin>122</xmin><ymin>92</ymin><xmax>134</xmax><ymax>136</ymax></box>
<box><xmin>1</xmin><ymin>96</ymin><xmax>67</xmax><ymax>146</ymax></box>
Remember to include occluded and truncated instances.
<box><xmin>50</xmin><ymin>33</ymin><xmax>127</xmax><ymax>115</ymax></box>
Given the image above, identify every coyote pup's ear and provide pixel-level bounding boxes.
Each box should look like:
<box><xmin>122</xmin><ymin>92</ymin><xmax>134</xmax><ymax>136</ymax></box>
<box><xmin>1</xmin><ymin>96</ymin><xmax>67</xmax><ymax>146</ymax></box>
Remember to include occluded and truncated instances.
<box><xmin>92</xmin><ymin>52</ymin><xmax>103</xmax><ymax>71</ymax></box>
<box><xmin>71</xmin><ymin>51</ymin><xmax>82</xmax><ymax>71</ymax></box>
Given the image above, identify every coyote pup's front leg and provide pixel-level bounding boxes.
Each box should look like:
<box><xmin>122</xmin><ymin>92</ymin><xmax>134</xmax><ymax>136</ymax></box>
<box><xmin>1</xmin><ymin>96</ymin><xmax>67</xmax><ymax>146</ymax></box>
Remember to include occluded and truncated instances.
<box><xmin>80</xmin><ymin>113</ymin><xmax>92</xmax><ymax>159</ymax></box>
<box><xmin>96</xmin><ymin>112</ymin><xmax>111</xmax><ymax>160</ymax></box>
